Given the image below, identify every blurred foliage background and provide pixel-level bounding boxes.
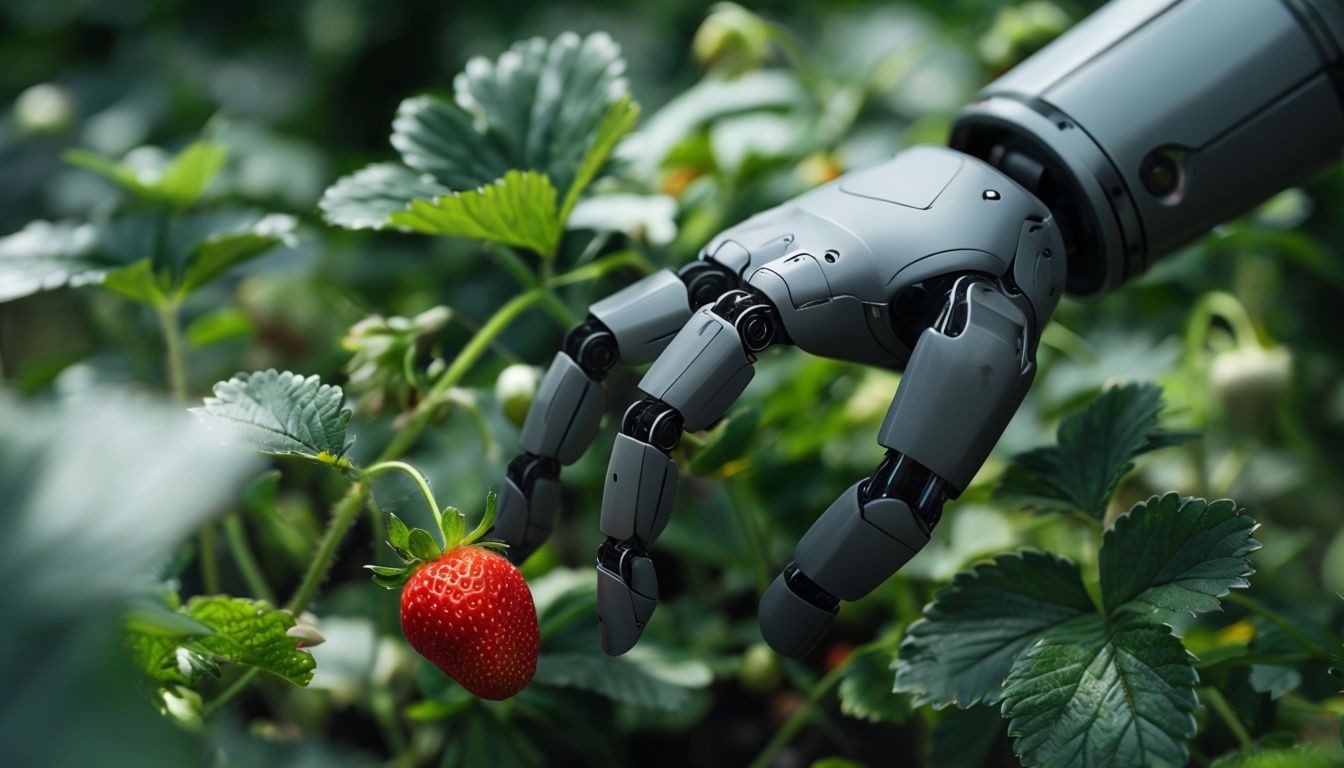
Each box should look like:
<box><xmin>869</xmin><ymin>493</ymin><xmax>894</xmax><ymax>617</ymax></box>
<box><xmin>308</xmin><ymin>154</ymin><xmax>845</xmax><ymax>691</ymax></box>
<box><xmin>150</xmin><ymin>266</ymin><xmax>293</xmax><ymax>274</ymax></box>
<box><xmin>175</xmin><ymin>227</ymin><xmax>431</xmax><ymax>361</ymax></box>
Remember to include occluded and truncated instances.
<box><xmin>3</xmin><ymin>0</ymin><xmax>1344</xmax><ymax>766</ymax></box>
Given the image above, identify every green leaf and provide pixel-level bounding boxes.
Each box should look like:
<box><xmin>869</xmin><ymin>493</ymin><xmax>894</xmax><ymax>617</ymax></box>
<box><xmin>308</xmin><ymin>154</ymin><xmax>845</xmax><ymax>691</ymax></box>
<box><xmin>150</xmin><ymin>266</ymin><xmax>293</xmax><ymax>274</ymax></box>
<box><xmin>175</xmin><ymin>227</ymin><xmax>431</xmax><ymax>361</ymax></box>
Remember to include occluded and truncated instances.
<box><xmin>99</xmin><ymin>259</ymin><xmax>167</xmax><ymax>305</ymax></box>
<box><xmin>319</xmin><ymin>163</ymin><xmax>452</xmax><ymax>230</ymax></box>
<box><xmin>156</xmin><ymin>141</ymin><xmax>229</xmax><ymax>206</ymax></box>
<box><xmin>1248</xmin><ymin>663</ymin><xmax>1301</xmax><ymax>700</ymax></box>
<box><xmin>929</xmin><ymin>705</ymin><xmax>1007</xmax><ymax>768</ymax></box>
<box><xmin>1101</xmin><ymin>493</ymin><xmax>1259</xmax><ymax>616</ymax></box>
<box><xmin>183</xmin><ymin>596</ymin><xmax>316</xmax><ymax>685</ymax></box>
<box><xmin>387</xmin><ymin>513</ymin><xmax>411</xmax><ymax>553</ymax></box>
<box><xmin>1001</xmin><ymin>613</ymin><xmax>1198</xmax><ymax>768</ymax></box>
<box><xmin>66</xmin><ymin>140</ymin><xmax>228</xmax><ymax>206</ymax></box>
<box><xmin>388</xmin><ymin>170</ymin><xmax>562</xmax><ymax>254</ymax></box>
<box><xmin>392</xmin><ymin>32</ymin><xmax>628</xmax><ymax>198</ymax></box>
<box><xmin>531</xmin><ymin>647</ymin><xmax>712</xmax><ymax>712</ymax></box>
<box><xmin>558</xmin><ymin>95</ymin><xmax>640</xmax><ymax>223</ymax></box>
<box><xmin>996</xmin><ymin>383</ymin><xmax>1194</xmax><ymax>519</ymax></box>
<box><xmin>177</xmin><ymin>213</ymin><xmax>296</xmax><ymax>297</ymax></box>
<box><xmin>194</xmin><ymin>369</ymin><xmax>354</xmax><ymax>462</ymax></box>
<box><xmin>440</xmin><ymin>507</ymin><xmax>467</xmax><ymax>550</ymax></box>
<box><xmin>186</xmin><ymin>307</ymin><xmax>255</xmax><ymax>349</ymax></box>
<box><xmin>464</xmin><ymin>491</ymin><xmax>497</xmax><ymax>546</ymax></box>
<box><xmin>838</xmin><ymin>647</ymin><xmax>910</xmax><ymax>723</ymax></box>
<box><xmin>0</xmin><ymin>220</ymin><xmax>124</xmax><ymax>303</ymax></box>
<box><xmin>894</xmin><ymin>551</ymin><xmax>1095</xmax><ymax>708</ymax></box>
<box><xmin>407</xmin><ymin>528</ymin><xmax>442</xmax><ymax>562</ymax></box>
<box><xmin>365</xmin><ymin>565</ymin><xmax>411</xmax><ymax>590</ymax></box>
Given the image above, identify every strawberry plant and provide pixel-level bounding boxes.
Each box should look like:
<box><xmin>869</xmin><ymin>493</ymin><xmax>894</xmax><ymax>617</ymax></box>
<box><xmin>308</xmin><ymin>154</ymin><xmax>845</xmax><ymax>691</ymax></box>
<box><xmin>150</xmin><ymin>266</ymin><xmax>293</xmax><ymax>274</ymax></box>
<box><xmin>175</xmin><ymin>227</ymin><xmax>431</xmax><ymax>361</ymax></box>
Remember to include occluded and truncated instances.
<box><xmin>2</xmin><ymin>4</ymin><xmax>1343</xmax><ymax>767</ymax></box>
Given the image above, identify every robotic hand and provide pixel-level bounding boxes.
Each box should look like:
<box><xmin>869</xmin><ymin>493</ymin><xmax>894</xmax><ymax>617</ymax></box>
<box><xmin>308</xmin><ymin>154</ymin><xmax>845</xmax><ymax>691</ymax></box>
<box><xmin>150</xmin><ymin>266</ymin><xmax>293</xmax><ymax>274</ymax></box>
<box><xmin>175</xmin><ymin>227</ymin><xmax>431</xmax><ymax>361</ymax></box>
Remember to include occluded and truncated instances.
<box><xmin>492</xmin><ymin>0</ymin><xmax>1344</xmax><ymax>657</ymax></box>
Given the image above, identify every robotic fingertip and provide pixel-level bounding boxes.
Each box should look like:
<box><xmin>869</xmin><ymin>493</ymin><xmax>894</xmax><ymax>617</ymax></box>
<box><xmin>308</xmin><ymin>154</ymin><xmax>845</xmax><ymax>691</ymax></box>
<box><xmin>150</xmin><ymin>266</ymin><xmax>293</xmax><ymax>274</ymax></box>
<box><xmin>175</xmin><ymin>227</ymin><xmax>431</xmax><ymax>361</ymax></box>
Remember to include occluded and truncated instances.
<box><xmin>758</xmin><ymin>566</ymin><xmax>839</xmax><ymax>658</ymax></box>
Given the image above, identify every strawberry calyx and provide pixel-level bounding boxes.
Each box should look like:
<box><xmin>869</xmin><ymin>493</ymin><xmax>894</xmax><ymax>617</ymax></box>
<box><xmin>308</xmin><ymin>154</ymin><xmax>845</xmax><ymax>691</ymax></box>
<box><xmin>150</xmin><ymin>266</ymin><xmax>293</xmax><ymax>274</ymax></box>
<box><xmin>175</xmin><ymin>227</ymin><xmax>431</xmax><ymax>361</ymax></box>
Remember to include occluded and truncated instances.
<box><xmin>366</xmin><ymin>491</ymin><xmax>507</xmax><ymax>590</ymax></box>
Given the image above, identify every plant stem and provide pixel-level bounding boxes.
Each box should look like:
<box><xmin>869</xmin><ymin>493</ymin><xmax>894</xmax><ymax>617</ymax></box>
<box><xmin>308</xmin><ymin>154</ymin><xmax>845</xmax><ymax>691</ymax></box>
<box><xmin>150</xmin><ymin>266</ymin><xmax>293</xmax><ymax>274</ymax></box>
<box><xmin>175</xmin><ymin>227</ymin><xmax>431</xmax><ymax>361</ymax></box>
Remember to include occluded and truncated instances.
<box><xmin>1199</xmin><ymin>686</ymin><xmax>1254</xmax><ymax>749</ymax></box>
<box><xmin>748</xmin><ymin>649</ymin><xmax>861</xmax><ymax>768</ymax></box>
<box><xmin>158</xmin><ymin>300</ymin><xmax>189</xmax><ymax>404</ymax></box>
<box><xmin>363</xmin><ymin>460</ymin><xmax>442</xmax><ymax>532</ymax></box>
<box><xmin>223</xmin><ymin>512</ymin><xmax>275</xmax><ymax>603</ymax></box>
<box><xmin>287</xmin><ymin>480</ymin><xmax>368</xmax><ymax>614</ymax></box>
<box><xmin>202</xmin><ymin>667</ymin><xmax>261</xmax><ymax>718</ymax></box>
<box><xmin>725</xmin><ymin>481</ymin><xmax>771</xmax><ymax>596</ymax></box>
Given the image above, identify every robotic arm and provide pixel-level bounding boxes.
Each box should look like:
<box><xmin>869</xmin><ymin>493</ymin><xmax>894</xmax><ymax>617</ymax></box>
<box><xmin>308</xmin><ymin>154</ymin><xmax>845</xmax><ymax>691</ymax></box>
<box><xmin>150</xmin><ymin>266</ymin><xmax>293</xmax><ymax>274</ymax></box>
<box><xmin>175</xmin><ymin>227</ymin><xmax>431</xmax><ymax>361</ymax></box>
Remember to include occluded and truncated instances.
<box><xmin>494</xmin><ymin>0</ymin><xmax>1344</xmax><ymax>657</ymax></box>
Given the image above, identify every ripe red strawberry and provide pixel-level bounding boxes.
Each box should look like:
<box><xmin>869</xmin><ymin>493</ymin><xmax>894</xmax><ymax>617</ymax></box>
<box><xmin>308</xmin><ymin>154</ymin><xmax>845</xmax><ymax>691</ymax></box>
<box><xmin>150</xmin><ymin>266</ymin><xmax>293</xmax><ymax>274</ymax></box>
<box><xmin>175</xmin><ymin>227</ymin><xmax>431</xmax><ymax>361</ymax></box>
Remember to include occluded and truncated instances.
<box><xmin>367</xmin><ymin>491</ymin><xmax>539</xmax><ymax>700</ymax></box>
<box><xmin>400</xmin><ymin>545</ymin><xmax>538</xmax><ymax>700</ymax></box>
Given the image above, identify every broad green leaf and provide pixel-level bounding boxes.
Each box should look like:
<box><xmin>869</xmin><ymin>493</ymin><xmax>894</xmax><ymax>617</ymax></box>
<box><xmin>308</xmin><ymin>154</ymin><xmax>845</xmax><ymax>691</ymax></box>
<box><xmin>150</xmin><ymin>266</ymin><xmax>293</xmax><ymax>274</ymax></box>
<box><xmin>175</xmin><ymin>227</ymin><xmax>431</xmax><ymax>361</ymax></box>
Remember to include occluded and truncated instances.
<box><xmin>194</xmin><ymin>369</ymin><xmax>354</xmax><ymax>462</ymax></box>
<box><xmin>393</xmin><ymin>32</ymin><xmax>628</xmax><ymax>197</ymax></box>
<box><xmin>0</xmin><ymin>220</ymin><xmax>120</xmax><ymax>302</ymax></box>
<box><xmin>65</xmin><ymin>140</ymin><xmax>228</xmax><ymax>206</ymax></box>
<box><xmin>186</xmin><ymin>307</ymin><xmax>255</xmax><ymax>349</ymax></box>
<box><xmin>439</xmin><ymin>705</ymin><xmax>545</xmax><ymax>768</ymax></box>
<box><xmin>99</xmin><ymin>259</ymin><xmax>167</xmax><ymax>305</ymax></box>
<box><xmin>558</xmin><ymin>95</ymin><xmax>640</xmax><ymax>223</ymax></box>
<box><xmin>1248</xmin><ymin>663</ymin><xmax>1301</xmax><ymax>699</ymax></box>
<box><xmin>928</xmin><ymin>705</ymin><xmax>1007</xmax><ymax>768</ymax></box>
<box><xmin>1101</xmin><ymin>493</ymin><xmax>1259</xmax><ymax>616</ymax></box>
<box><xmin>319</xmin><ymin>163</ymin><xmax>452</xmax><ymax>230</ymax></box>
<box><xmin>184</xmin><ymin>596</ymin><xmax>316</xmax><ymax>685</ymax></box>
<box><xmin>177</xmin><ymin>213</ymin><xmax>296</xmax><ymax>297</ymax></box>
<box><xmin>894</xmin><ymin>550</ymin><xmax>1095</xmax><ymax>708</ymax></box>
<box><xmin>1001</xmin><ymin>614</ymin><xmax>1198</xmax><ymax>768</ymax></box>
<box><xmin>531</xmin><ymin>647</ymin><xmax>712</xmax><ymax>712</ymax></box>
<box><xmin>388</xmin><ymin>170</ymin><xmax>561</xmax><ymax>254</ymax></box>
<box><xmin>838</xmin><ymin>647</ymin><xmax>910</xmax><ymax>723</ymax></box>
<box><xmin>996</xmin><ymin>382</ymin><xmax>1195</xmax><ymax>519</ymax></box>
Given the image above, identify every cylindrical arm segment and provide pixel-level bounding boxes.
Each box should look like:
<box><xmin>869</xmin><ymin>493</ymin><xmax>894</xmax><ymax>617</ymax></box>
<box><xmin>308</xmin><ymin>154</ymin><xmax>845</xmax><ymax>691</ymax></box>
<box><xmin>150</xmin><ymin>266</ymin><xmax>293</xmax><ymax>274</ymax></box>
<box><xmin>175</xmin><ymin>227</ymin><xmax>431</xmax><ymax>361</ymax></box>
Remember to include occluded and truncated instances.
<box><xmin>952</xmin><ymin>0</ymin><xmax>1344</xmax><ymax>295</ymax></box>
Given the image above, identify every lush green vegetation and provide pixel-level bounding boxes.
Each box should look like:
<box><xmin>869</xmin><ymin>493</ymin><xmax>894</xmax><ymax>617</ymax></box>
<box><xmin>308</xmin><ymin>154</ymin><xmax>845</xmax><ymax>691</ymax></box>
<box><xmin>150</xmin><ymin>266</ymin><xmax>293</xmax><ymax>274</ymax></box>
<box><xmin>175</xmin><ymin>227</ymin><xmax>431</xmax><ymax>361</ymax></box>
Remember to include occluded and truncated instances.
<box><xmin>2</xmin><ymin>2</ymin><xmax>1342</xmax><ymax>766</ymax></box>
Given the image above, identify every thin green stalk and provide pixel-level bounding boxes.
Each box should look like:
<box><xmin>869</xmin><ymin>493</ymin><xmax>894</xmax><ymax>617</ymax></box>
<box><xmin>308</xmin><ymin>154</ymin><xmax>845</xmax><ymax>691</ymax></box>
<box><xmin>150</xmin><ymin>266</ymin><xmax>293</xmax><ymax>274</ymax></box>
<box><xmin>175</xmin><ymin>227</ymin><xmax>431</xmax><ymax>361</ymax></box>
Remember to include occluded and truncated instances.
<box><xmin>364</xmin><ymin>460</ymin><xmax>442</xmax><ymax>531</ymax></box>
<box><xmin>199</xmin><ymin>523</ymin><xmax>220</xmax><ymax>595</ymax></box>
<box><xmin>158</xmin><ymin>300</ymin><xmax>189</xmax><ymax>403</ymax></box>
<box><xmin>1200</xmin><ymin>686</ymin><xmax>1254</xmax><ymax>749</ymax></box>
<box><xmin>286</xmin><ymin>480</ymin><xmax>368</xmax><ymax>614</ymax></box>
<box><xmin>748</xmin><ymin>649</ymin><xmax>862</xmax><ymax>768</ymax></box>
<box><xmin>489</xmin><ymin>244</ymin><xmax>540</xmax><ymax>291</ymax></box>
<box><xmin>223</xmin><ymin>513</ymin><xmax>275</xmax><ymax>603</ymax></box>
<box><xmin>202</xmin><ymin>667</ymin><xmax>261</xmax><ymax>718</ymax></box>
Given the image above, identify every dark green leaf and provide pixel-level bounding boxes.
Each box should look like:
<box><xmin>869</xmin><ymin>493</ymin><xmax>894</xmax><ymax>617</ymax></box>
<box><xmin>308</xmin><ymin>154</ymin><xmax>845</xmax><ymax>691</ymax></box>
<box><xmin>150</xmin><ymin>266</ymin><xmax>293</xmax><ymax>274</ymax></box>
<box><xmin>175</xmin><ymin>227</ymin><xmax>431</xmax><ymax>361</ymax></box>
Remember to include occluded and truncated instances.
<box><xmin>1101</xmin><ymin>493</ymin><xmax>1259</xmax><ymax>616</ymax></box>
<box><xmin>407</xmin><ymin>528</ymin><xmax>442</xmax><ymax>561</ymax></box>
<box><xmin>1001</xmin><ymin>614</ymin><xmax>1198</xmax><ymax>768</ymax></box>
<box><xmin>894</xmin><ymin>551</ymin><xmax>1095</xmax><ymax>708</ymax></box>
<box><xmin>929</xmin><ymin>705</ymin><xmax>1007</xmax><ymax>768</ymax></box>
<box><xmin>388</xmin><ymin>170</ymin><xmax>561</xmax><ymax>254</ymax></box>
<box><xmin>558</xmin><ymin>95</ymin><xmax>640</xmax><ymax>222</ymax></box>
<box><xmin>319</xmin><ymin>163</ymin><xmax>452</xmax><ymax>230</ymax></box>
<box><xmin>194</xmin><ymin>370</ymin><xmax>354</xmax><ymax>462</ymax></box>
<box><xmin>183</xmin><ymin>596</ymin><xmax>315</xmax><ymax>685</ymax></box>
<box><xmin>1248</xmin><ymin>664</ymin><xmax>1301</xmax><ymax>700</ymax></box>
<box><xmin>531</xmin><ymin>648</ymin><xmax>712</xmax><ymax>712</ymax></box>
<box><xmin>438</xmin><ymin>705</ymin><xmax>544</xmax><ymax>768</ymax></box>
<box><xmin>391</xmin><ymin>32</ymin><xmax>628</xmax><ymax>198</ymax></box>
<box><xmin>177</xmin><ymin>214</ymin><xmax>296</xmax><ymax>297</ymax></box>
<box><xmin>838</xmin><ymin>647</ymin><xmax>910</xmax><ymax>723</ymax></box>
<box><xmin>996</xmin><ymin>382</ymin><xmax>1193</xmax><ymax>519</ymax></box>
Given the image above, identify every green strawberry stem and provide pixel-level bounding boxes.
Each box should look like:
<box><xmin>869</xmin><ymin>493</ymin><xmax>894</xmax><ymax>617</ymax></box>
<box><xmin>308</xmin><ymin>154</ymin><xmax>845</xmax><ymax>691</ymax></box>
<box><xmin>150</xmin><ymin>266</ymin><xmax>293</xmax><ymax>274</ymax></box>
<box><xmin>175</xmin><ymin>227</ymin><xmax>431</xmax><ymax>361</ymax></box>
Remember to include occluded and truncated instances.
<box><xmin>363</xmin><ymin>460</ymin><xmax>444</xmax><ymax>535</ymax></box>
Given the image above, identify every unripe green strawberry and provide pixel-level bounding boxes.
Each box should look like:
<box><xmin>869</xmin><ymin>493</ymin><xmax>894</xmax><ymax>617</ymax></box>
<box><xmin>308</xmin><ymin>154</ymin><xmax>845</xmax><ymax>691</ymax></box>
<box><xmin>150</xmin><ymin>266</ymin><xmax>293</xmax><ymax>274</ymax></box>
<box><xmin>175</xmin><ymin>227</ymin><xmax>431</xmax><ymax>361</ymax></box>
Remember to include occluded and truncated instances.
<box><xmin>401</xmin><ymin>546</ymin><xmax>539</xmax><ymax>700</ymax></box>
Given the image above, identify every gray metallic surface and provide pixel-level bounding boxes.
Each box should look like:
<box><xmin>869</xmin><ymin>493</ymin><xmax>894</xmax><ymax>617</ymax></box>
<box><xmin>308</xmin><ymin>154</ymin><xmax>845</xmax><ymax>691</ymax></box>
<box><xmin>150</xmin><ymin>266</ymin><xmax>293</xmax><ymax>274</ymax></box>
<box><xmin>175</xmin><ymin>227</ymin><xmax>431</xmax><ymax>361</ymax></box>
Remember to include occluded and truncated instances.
<box><xmin>954</xmin><ymin>0</ymin><xmax>1344</xmax><ymax>292</ymax></box>
<box><xmin>493</xmin><ymin>476</ymin><xmax>561</xmax><ymax>563</ymax></box>
<box><xmin>589</xmin><ymin>269</ymin><xmax>693</xmax><ymax>364</ymax></box>
<box><xmin>758</xmin><ymin>573</ymin><xmax>837</xmax><ymax>658</ymax></box>
<box><xmin>878</xmin><ymin>281</ymin><xmax>1035</xmax><ymax>490</ymax></box>
<box><xmin>597</xmin><ymin>565</ymin><xmax>657</xmax><ymax>656</ymax></box>
<box><xmin>519</xmin><ymin>352</ymin><xmax>605</xmax><ymax>464</ymax></box>
<box><xmin>600</xmin><ymin>433</ymin><xmax>679</xmax><ymax>543</ymax></box>
<box><xmin>637</xmin><ymin>306</ymin><xmax>756</xmax><ymax>431</ymax></box>
<box><xmin>792</xmin><ymin>481</ymin><xmax>925</xmax><ymax>600</ymax></box>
